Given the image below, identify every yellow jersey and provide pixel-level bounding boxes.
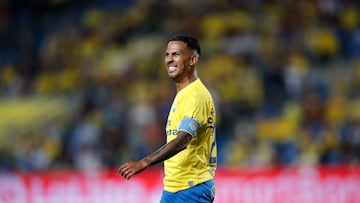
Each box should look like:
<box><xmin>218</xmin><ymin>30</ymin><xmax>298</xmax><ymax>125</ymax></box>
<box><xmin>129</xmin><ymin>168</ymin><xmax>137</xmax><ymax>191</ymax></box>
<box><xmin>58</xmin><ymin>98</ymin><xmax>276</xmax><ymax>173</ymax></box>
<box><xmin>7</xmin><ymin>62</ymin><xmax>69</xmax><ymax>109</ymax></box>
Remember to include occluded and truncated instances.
<box><xmin>164</xmin><ymin>79</ymin><xmax>217</xmax><ymax>193</ymax></box>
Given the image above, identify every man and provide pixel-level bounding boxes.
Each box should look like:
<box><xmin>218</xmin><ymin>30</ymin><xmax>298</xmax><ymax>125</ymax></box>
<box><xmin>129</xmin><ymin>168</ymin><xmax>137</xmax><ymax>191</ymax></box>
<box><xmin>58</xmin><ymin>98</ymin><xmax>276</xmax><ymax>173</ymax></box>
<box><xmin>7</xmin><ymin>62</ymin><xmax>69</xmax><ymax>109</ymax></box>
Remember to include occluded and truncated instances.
<box><xmin>118</xmin><ymin>34</ymin><xmax>217</xmax><ymax>203</ymax></box>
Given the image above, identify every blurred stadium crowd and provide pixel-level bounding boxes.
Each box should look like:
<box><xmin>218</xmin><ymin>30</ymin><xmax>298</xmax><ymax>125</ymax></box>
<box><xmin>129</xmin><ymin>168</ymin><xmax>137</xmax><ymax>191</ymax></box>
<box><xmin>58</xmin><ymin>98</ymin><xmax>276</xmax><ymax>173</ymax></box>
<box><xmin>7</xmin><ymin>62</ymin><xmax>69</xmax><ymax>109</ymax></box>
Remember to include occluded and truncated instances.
<box><xmin>0</xmin><ymin>0</ymin><xmax>360</xmax><ymax>172</ymax></box>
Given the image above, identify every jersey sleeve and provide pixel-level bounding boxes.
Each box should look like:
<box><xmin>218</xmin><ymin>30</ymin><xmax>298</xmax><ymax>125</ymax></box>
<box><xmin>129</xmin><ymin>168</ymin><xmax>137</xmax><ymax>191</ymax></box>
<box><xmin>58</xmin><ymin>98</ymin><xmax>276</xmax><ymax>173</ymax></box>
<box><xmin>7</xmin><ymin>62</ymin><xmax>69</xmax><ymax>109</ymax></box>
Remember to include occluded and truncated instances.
<box><xmin>178</xmin><ymin>117</ymin><xmax>200</xmax><ymax>137</ymax></box>
<box><xmin>178</xmin><ymin>91</ymin><xmax>208</xmax><ymax>133</ymax></box>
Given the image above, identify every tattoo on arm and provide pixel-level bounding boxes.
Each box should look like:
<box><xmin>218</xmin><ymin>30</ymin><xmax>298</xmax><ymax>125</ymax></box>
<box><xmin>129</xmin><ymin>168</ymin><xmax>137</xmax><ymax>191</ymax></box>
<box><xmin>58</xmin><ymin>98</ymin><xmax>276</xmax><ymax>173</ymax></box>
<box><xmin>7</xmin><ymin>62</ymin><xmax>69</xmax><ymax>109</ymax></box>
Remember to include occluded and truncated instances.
<box><xmin>142</xmin><ymin>131</ymin><xmax>192</xmax><ymax>167</ymax></box>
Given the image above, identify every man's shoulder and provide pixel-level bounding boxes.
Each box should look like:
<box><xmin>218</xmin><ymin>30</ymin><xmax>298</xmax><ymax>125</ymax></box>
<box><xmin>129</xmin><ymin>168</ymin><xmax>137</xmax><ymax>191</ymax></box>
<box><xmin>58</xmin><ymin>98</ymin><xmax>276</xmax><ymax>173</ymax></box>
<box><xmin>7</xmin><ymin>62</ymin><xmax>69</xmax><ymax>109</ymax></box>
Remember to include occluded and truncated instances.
<box><xmin>190</xmin><ymin>79</ymin><xmax>211</xmax><ymax>94</ymax></box>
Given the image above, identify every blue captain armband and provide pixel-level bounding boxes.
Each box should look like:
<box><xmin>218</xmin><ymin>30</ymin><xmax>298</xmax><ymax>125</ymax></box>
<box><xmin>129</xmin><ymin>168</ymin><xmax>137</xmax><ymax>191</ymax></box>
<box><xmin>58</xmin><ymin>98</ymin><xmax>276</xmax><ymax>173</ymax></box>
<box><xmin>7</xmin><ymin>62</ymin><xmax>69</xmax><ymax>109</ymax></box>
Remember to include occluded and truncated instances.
<box><xmin>178</xmin><ymin>117</ymin><xmax>200</xmax><ymax>137</ymax></box>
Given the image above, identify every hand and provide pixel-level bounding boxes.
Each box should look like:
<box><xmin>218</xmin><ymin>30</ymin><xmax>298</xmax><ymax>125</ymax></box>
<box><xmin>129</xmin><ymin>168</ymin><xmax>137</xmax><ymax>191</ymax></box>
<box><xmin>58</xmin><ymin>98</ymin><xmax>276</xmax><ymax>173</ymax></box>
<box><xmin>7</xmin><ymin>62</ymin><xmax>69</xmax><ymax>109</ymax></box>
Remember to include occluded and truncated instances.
<box><xmin>118</xmin><ymin>160</ymin><xmax>148</xmax><ymax>180</ymax></box>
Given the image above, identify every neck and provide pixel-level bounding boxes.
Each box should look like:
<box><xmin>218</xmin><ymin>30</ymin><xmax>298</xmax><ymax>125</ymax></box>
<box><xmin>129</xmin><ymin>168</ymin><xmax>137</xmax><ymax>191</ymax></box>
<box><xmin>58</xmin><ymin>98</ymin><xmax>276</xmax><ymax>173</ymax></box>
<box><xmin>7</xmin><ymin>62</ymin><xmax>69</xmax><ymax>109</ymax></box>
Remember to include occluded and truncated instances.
<box><xmin>175</xmin><ymin>72</ymin><xmax>198</xmax><ymax>92</ymax></box>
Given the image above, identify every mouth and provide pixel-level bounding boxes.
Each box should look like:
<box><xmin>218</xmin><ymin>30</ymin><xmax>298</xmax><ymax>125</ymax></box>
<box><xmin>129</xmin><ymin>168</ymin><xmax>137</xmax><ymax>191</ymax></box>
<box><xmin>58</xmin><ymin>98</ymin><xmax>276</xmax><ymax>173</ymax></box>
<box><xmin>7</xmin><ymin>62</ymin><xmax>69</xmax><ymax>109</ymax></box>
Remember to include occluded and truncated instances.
<box><xmin>168</xmin><ymin>66</ymin><xmax>177</xmax><ymax>73</ymax></box>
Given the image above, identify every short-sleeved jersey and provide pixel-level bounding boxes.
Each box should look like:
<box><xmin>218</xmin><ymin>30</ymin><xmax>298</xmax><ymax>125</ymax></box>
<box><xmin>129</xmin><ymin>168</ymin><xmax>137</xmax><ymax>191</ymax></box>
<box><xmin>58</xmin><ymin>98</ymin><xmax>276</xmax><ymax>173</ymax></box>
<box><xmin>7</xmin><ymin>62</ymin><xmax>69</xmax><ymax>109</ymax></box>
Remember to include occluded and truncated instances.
<box><xmin>164</xmin><ymin>79</ymin><xmax>217</xmax><ymax>193</ymax></box>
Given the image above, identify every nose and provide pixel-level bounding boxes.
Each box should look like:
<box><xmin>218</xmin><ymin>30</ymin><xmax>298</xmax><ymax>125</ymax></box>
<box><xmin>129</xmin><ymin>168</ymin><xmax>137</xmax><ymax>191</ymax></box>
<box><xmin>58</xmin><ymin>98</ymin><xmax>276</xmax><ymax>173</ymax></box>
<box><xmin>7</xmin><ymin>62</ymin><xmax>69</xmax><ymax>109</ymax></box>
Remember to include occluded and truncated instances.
<box><xmin>165</xmin><ymin>55</ymin><xmax>173</xmax><ymax>65</ymax></box>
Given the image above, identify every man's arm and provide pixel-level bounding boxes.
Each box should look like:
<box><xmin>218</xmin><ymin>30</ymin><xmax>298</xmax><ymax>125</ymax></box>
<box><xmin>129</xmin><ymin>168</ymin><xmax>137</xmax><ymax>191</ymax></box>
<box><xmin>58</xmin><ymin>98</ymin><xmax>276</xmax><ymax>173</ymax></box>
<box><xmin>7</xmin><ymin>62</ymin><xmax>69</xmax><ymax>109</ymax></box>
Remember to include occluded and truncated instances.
<box><xmin>118</xmin><ymin>131</ymin><xmax>192</xmax><ymax>180</ymax></box>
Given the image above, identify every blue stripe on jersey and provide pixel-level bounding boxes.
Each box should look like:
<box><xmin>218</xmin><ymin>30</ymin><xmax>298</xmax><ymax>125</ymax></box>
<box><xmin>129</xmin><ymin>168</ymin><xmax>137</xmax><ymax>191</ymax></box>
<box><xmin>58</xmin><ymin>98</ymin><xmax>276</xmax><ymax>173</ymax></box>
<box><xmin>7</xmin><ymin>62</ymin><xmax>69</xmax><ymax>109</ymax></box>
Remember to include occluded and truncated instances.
<box><xmin>178</xmin><ymin>117</ymin><xmax>200</xmax><ymax>137</ymax></box>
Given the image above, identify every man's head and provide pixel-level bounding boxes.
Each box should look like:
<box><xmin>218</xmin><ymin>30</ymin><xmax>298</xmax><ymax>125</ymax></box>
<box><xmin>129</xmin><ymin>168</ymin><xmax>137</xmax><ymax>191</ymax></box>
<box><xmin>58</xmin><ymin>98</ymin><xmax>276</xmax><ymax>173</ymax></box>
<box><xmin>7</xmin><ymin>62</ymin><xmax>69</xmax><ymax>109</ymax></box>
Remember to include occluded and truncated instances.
<box><xmin>165</xmin><ymin>34</ymin><xmax>201</xmax><ymax>82</ymax></box>
<box><xmin>167</xmin><ymin>34</ymin><xmax>201</xmax><ymax>57</ymax></box>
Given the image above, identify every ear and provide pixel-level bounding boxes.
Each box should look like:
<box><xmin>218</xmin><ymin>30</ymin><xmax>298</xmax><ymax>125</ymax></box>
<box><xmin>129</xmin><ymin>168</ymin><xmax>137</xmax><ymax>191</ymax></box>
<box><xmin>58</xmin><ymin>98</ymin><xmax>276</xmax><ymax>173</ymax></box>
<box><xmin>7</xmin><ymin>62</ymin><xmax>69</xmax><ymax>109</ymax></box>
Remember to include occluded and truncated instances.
<box><xmin>189</xmin><ymin>54</ymin><xmax>199</xmax><ymax>66</ymax></box>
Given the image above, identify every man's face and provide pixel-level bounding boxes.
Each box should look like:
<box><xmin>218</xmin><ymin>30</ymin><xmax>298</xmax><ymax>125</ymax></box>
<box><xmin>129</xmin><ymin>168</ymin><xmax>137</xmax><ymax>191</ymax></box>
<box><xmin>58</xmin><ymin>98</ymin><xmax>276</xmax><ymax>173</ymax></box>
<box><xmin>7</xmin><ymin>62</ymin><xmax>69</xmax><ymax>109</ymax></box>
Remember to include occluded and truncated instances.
<box><xmin>165</xmin><ymin>41</ymin><xmax>195</xmax><ymax>82</ymax></box>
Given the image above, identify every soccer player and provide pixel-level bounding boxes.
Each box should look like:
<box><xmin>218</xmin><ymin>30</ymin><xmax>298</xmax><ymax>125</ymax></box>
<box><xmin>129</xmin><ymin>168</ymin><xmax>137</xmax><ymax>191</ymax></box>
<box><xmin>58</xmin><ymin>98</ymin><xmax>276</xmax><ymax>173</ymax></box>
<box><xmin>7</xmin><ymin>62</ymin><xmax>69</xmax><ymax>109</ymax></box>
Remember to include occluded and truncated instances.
<box><xmin>118</xmin><ymin>34</ymin><xmax>217</xmax><ymax>203</ymax></box>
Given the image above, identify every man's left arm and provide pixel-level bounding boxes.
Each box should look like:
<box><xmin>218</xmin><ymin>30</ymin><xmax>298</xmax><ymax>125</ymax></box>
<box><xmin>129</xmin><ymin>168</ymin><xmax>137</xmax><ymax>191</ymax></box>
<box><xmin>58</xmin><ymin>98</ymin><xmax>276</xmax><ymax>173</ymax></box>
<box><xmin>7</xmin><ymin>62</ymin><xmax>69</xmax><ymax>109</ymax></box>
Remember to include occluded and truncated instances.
<box><xmin>118</xmin><ymin>131</ymin><xmax>192</xmax><ymax>180</ymax></box>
